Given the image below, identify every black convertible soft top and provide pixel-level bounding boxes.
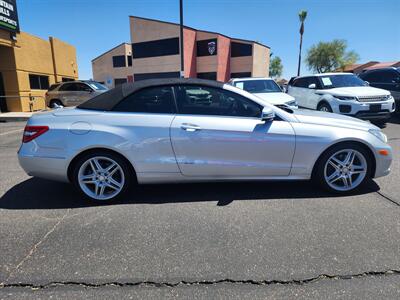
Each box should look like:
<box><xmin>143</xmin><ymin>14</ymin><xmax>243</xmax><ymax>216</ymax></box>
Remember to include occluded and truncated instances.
<box><xmin>78</xmin><ymin>78</ymin><xmax>225</xmax><ymax>111</ymax></box>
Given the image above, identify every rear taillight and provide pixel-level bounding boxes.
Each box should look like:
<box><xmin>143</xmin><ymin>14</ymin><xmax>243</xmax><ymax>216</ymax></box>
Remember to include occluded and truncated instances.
<box><xmin>22</xmin><ymin>126</ymin><xmax>49</xmax><ymax>143</ymax></box>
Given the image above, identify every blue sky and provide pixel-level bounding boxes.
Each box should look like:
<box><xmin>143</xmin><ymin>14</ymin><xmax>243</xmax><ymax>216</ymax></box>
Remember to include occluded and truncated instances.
<box><xmin>18</xmin><ymin>0</ymin><xmax>400</xmax><ymax>80</ymax></box>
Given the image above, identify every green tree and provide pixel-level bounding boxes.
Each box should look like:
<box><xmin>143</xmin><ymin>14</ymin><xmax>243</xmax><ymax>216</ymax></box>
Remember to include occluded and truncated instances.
<box><xmin>297</xmin><ymin>10</ymin><xmax>307</xmax><ymax>76</ymax></box>
<box><xmin>270</xmin><ymin>56</ymin><xmax>283</xmax><ymax>78</ymax></box>
<box><xmin>305</xmin><ymin>39</ymin><xmax>359</xmax><ymax>73</ymax></box>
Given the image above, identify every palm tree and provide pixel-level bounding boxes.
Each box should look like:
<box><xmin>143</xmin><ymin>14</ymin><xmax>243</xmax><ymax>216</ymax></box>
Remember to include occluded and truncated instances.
<box><xmin>297</xmin><ymin>10</ymin><xmax>307</xmax><ymax>76</ymax></box>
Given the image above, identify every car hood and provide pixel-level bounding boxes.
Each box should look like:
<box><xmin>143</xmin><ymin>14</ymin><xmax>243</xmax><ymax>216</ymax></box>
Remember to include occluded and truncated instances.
<box><xmin>292</xmin><ymin>109</ymin><xmax>378</xmax><ymax>131</ymax></box>
<box><xmin>320</xmin><ymin>86</ymin><xmax>390</xmax><ymax>97</ymax></box>
<box><xmin>254</xmin><ymin>92</ymin><xmax>295</xmax><ymax>105</ymax></box>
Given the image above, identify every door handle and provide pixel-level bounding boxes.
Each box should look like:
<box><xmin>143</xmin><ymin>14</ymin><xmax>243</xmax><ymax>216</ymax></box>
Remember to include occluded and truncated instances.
<box><xmin>181</xmin><ymin>123</ymin><xmax>201</xmax><ymax>132</ymax></box>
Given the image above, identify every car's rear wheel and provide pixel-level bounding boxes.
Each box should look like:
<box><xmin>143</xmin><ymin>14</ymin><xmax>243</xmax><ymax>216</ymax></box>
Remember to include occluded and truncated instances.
<box><xmin>72</xmin><ymin>151</ymin><xmax>133</xmax><ymax>202</ymax></box>
<box><xmin>314</xmin><ymin>143</ymin><xmax>371</xmax><ymax>193</ymax></box>
<box><xmin>49</xmin><ymin>99</ymin><xmax>64</xmax><ymax>109</ymax></box>
<box><xmin>317</xmin><ymin>102</ymin><xmax>333</xmax><ymax>112</ymax></box>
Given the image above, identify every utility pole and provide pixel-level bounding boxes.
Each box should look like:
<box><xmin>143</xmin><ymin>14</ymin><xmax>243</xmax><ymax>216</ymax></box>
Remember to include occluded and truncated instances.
<box><xmin>179</xmin><ymin>0</ymin><xmax>184</xmax><ymax>78</ymax></box>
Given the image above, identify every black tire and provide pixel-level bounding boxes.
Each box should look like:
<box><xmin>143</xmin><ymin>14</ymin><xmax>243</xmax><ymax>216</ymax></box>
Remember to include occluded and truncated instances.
<box><xmin>71</xmin><ymin>150</ymin><xmax>134</xmax><ymax>203</ymax></box>
<box><xmin>49</xmin><ymin>99</ymin><xmax>64</xmax><ymax>109</ymax></box>
<box><xmin>317</xmin><ymin>102</ymin><xmax>333</xmax><ymax>112</ymax></box>
<box><xmin>313</xmin><ymin>143</ymin><xmax>372</xmax><ymax>194</ymax></box>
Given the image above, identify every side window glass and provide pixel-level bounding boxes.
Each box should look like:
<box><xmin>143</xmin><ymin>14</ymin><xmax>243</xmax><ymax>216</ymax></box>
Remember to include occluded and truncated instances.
<box><xmin>59</xmin><ymin>83</ymin><xmax>72</xmax><ymax>91</ymax></box>
<box><xmin>368</xmin><ymin>71</ymin><xmax>382</xmax><ymax>82</ymax></box>
<box><xmin>77</xmin><ymin>83</ymin><xmax>92</xmax><ymax>92</ymax></box>
<box><xmin>176</xmin><ymin>85</ymin><xmax>262</xmax><ymax>118</ymax></box>
<box><xmin>112</xmin><ymin>86</ymin><xmax>176</xmax><ymax>114</ymax></box>
<box><xmin>308</xmin><ymin>77</ymin><xmax>320</xmax><ymax>88</ymax></box>
<box><xmin>293</xmin><ymin>78</ymin><xmax>308</xmax><ymax>88</ymax></box>
<box><xmin>384</xmin><ymin>71</ymin><xmax>397</xmax><ymax>82</ymax></box>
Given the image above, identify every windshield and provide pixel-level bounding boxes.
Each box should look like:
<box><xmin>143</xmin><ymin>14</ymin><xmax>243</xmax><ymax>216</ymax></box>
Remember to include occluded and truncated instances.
<box><xmin>235</xmin><ymin>79</ymin><xmax>282</xmax><ymax>93</ymax></box>
<box><xmin>87</xmin><ymin>82</ymin><xmax>108</xmax><ymax>90</ymax></box>
<box><xmin>320</xmin><ymin>74</ymin><xmax>367</xmax><ymax>89</ymax></box>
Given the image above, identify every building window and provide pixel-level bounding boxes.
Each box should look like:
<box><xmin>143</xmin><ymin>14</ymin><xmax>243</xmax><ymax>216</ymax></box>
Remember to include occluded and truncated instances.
<box><xmin>134</xmin><ymin>72</ymin><xmax>180</xmax><ymax>81</ymax></box>
<box><xmin>29</xmin><ymin>74</ymin><xmax>50</xmax><ymax>90</ymax></box>
<box><xmin>231</xmin><ymin>42</ymin><xmax>253</xmax><ymax>57</ymax></box>
<box><xmin>231</xmin><ymin>72</ymin><xmax>252</xmax><ymax>78</ymax></box>
<box><xmin>127</xmin><ymin>55</ymin><xmax>132</xmax><ymax>67</ymax></box>
<box><xmin>113</xmin><ymin>55</ymin><xmax>126</xmax><ymax>68</ymax></box>
<box><xmin>132</xmin><ymin>37</ymin><xmax>180</xmax><ymax>59</ymax></box>
<box><xmin>114</xmin><ymin>78</ymin><xmax>127</xmax><ymax>86</ymax></box>
<box><xmin>197</xmin><ymin>39</ymin><xmax>218</xmax><ymax>57</ymax></box>
<box><xmin>197</xmin><ymin>72</ymin><xmax>217</xmax><ymax>80</ymax></box>
<box><xmin>62</xmin><ymin>77</ymin><xmax>74</xmax><ymax>82</ymax></box>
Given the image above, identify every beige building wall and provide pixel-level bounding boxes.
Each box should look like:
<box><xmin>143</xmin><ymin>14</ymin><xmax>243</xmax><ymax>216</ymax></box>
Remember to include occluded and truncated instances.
<box><xmin>130</xmin><ymin>17</ymin><xmax>180</xmax><ymax>75</ymax></box>
<box><xmin>196</xmin><ymin>56</ymin><xmax>218</xmax><ymax>73</ymax></box>
<box><xmin>92</xmin><ymin>43</ymin><xmax>133</xmax><ymax>88</ymax></box>
<box><xmin>252</xmin><ymin>43</ymin><xmax>270</xmax><ymax>77</ymax></box>
<box><xmin>130</xmin><ymin>17</ymin><xmax>179</xmax><ymax>42</ymax></box>
<box><xmin>230</xmin><ymin>56</ymin><xmax>253</xmax><ymax>73</ymax></box>
<box><xmin>0</xmin><ymin>31</ymin><xmax>78</xmax><ymax>112</ymax></box>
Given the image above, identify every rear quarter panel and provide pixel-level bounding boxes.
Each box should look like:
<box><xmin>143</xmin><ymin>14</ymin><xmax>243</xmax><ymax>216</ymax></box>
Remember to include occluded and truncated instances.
<box><xmin>23</xmin><ymin>110</ymin><xmax>180</xmax><ymax>177</ymax></box>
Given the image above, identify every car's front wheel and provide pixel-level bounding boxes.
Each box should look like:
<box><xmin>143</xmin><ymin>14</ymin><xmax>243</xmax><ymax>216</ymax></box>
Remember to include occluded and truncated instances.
<box><xmin>314</xmin><ymin>143</ymin><xmax>372</xmax><ymax>193</ymax></box>
<box><xmin>317</xmin><ymin>102</ymin><xmax>333</xmax><ymax>112</ymax></box>
<box><xmin>72</xmin><ymin>151</ymin><xmax>133</xmax><ymax>202</ymax></box>
<box><xmin>49</xmin><ymin>99</ymin><xmax>64</xmax><ymax>109</ymax></box>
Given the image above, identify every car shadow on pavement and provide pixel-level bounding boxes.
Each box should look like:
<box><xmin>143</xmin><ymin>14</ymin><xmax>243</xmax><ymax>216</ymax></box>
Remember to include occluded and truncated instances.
<box><xmin>0</xmin><ymin>177</ymin><xmax>380</xmax><ymax>210</ymax></box>
<box><xmin>388</xmin><ymin>114</ymin><xmax>400</xmax><ymax>124</ymax></box>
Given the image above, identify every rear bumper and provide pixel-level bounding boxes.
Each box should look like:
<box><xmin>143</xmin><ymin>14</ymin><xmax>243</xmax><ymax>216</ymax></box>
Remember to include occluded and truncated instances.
<box><xmin>18</xmin><ymin>145</ymin><xmax>69</xmax><ymax>182</ymax></box>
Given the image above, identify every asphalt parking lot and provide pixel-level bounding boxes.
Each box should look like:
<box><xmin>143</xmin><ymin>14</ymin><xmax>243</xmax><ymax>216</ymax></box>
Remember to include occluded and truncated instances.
<box><xmin>0</xmin><ymin>117</ymin><xmax>399</xmax><ymax>299</ymax></box>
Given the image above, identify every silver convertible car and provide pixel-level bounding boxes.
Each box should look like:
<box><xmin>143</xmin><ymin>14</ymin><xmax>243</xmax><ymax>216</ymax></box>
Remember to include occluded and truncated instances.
<box><xmin>18</xmin><ymin>78</ymin><xmax>392</xmax><ymax>202</ymax></box>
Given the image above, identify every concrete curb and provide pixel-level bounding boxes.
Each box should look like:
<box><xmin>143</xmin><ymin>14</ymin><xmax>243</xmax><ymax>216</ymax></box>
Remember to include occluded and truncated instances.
<box><xmin>0</xmin><ymin>112</ymin><xmax>34</xmax><ymax>122</ymax></box>
<box><xmin>0</xmin><ymin>116</ymin><xmax>30</xmax><ymax>122</ymax></box>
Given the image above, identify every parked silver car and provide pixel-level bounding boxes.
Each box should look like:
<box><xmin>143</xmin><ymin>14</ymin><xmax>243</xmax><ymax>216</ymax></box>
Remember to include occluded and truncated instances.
<box><xmin>19</xmin><ymin>78</ymin><xmax>392</xmax><ymax>202</ymax></box>
<box><xmin>45</xmin><ymin>80</ymin><xmax>108</xmax><ymax>108</ymax></box>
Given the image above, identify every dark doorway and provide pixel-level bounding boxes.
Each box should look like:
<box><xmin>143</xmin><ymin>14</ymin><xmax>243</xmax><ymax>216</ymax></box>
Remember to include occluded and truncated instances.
<box><xmin>0</xmin><ymin>72</ymin><xmax>7</xmax><ymax>112</ymax></box>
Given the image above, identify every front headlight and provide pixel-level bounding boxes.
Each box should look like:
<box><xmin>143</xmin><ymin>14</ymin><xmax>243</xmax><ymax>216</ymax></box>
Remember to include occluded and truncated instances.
<box><xmin>369</xmin><ymin>129</ymin><xmax>388</xmax><ymax>143</ymax></box>
<box><xmin>335</xmin><ymin>95</ymin><xmax>357</xmax><ymax>101</ymax></box>
<box><xmin>383</xmin><ymin>95</ymin><xmax>392</xmax><ymax>100</ymax></box>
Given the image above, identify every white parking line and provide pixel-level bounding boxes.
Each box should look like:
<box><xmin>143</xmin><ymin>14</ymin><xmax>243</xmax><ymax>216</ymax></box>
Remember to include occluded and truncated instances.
<box><xmin>0</xmin><ymin>128</ymin><xmax>24</xmax><ymax>136</ymax></box>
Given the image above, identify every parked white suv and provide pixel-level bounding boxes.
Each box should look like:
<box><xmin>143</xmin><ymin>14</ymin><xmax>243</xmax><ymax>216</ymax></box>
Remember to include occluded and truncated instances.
<box><xmin>287</xmin><ymin>73</ymin><xmax>395</xmax><ymax>120</ymax></box>
<box><xmin>228</xmin><ymin>77</ymin><xmax>298</xmax><ymax>109</ymax></box>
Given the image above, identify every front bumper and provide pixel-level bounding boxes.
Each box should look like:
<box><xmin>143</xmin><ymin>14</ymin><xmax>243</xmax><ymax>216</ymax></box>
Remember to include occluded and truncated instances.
<box><xmin>373</xmin><ymin>145</ymin><xmax>393</xmax><ymax>178</ymax></box>
<box><xmin>330</xmin><ymin>97</ymin><xmax>395</xmax><ymax>120</ymax></box>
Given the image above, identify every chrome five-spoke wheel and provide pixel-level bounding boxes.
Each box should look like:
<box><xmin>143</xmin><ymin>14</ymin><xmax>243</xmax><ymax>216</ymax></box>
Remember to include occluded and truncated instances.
<box><xmin>78</xmin><ymin>156</ymin><xmax>125</xmax><ymax>200</ymax></box>
<box><xmin>324</xmin><ymin>149</ymin><xmax>367</xmax><ymax>192</ymax></box>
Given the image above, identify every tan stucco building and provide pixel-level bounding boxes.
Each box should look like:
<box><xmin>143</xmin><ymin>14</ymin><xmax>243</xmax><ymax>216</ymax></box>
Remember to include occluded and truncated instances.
<box><xmin>92</xmin><ymin>16</ymin><xmax>270</xmax><ymax>87</ymax></box>
<box><xmin>0</xmin><ymin>30</ymin><xmax>78</xmax><ymax>112</ymax></box>
<box><xmin>92</xmin><ymin>43</ymin><xmax>133</xmax><ymax>89</ymax></box>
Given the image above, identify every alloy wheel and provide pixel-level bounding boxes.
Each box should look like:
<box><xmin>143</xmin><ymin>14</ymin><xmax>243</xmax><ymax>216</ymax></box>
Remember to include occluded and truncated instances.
<box><xmin>319</xmin><ymin>106</ymin><xmax>330</xmax><ymax>112</ymax></box>
<box><xmin>324</xmin><ymin>149</ymin><xmax>367</xmax><ymax>192</ymax></box>
<box><xmin>78</xmin><ymin>156</ymin><xmax>125</xmax><ymax>200</ymax></box>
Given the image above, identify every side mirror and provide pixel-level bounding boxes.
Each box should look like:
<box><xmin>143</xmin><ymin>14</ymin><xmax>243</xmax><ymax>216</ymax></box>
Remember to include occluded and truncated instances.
<box><xmin>364</xmin><ymin>81</ymin><xmax>370</xmax><ymax>86</ymax></box>
<box><xmin>261</xmin><ymin>107</ymin><xmax>275</xmax><ymax>122</ymax></box>
<box><xmin>308</xmin><ymin>83</ymin><xmax>316</xmax><ymax>89</ymax></box>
